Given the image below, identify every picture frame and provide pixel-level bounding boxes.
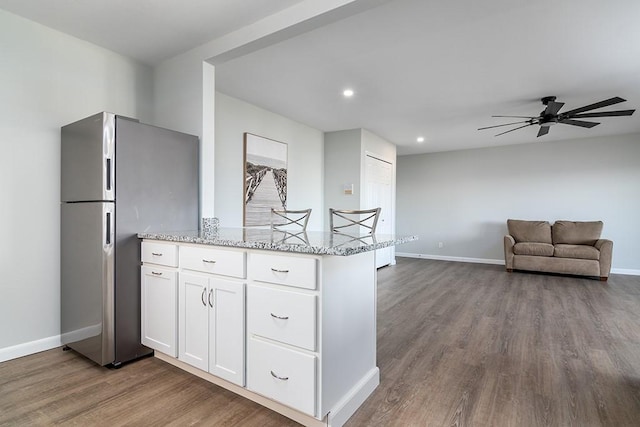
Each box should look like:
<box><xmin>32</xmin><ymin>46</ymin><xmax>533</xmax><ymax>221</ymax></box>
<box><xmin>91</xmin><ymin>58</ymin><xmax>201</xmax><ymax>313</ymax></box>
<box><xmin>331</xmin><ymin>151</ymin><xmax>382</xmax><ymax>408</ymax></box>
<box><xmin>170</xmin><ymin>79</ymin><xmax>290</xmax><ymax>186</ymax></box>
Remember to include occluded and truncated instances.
<box><xmin>243</xmin><ymin>133</ymin><xmax>288</xmax><ymax>227</ymax></box>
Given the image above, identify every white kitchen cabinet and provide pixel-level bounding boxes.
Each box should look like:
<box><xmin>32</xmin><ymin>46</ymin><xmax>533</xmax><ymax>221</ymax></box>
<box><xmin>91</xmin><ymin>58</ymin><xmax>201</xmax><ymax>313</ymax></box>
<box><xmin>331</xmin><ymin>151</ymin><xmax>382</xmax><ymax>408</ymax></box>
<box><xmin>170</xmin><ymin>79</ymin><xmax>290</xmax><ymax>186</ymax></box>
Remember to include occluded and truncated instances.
<box><xmin>141</xmin><ymin>265</ymin><xmax>178</xmax><ymax>357</ymax></box>
<box><xmin>179</xmin><ymin>272</ymin><xmax>245</xmax><ymax>386</ymax></box>
<box><xmin>209</xmin><ymin>277</ymin><xmax>245</xmax><ymax>384</ymax></box>
<box><xmin>247</xmin><ymin>284</ymin><xmax>317</xmax><ymax>351</ymax></box>
<box><xmin>141</xmin><ymin>242</ymin><xmax>179</xmax><ymax>357</ymax></box>
<box><xmin>140</xmin><ymin>236</ymin><xmax>388</xmax><ymax>427</ymax></box>
<box><xmin>178</xmin><ymin>272</ymin><xmax>209</xmax><ymax>370</ymax></box>
<box><xmin>247</xmin><ymin>336</ymin><xmax>317</xmax><ymax>416</ymax></box>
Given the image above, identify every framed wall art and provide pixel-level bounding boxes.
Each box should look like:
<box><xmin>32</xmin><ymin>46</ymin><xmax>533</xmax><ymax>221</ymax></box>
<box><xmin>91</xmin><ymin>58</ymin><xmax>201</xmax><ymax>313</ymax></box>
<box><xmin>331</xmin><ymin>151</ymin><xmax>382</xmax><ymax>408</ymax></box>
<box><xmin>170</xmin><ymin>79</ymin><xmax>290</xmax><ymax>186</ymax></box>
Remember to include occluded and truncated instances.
<box><xmin>243</xmin><ymin>133</ymin><xmax>288</xmax><ymax>227</ymax></box>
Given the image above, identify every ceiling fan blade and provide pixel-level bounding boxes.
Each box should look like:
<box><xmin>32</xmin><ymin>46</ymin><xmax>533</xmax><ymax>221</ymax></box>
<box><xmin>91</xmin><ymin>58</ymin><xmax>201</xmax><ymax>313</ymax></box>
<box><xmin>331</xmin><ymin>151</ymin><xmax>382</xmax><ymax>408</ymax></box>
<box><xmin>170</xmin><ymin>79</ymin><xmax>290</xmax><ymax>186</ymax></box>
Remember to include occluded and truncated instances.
<box><xmin>569</xmin><ymin>109</ymin><xmax>635</xmax><ymax>118</ymax></box>
<box><xmin>478</xmin><ymin>120</ymin><xmax>532</xmax><ymax>130</ymax></box>
<box><xmin>537</xmin><ymin>126</ymin><xmax>550</xmax><ymax>137</ymax></box>
<box><xmin>494</xmin><ymin>123</ymin><xmax>534</xmax><ymax>137</ymax></box>
<box><xmin>562</xmin><ymin>97</ymin><xmax>626</xmax><ymax>115</ymax></box>
<box><xmin>559</xmin><ymin>119</ymin><xmax>600</xmax><ymax>128</ymax></box>
<box><xmin>492</xmin><ymin>115</ymin><xmax>537</xmax><ymax>119</ymax></box>
<box><xmin>544</xmin><ymin>101</ymin><xmax>565</xmax><ymax>116</ymax></box>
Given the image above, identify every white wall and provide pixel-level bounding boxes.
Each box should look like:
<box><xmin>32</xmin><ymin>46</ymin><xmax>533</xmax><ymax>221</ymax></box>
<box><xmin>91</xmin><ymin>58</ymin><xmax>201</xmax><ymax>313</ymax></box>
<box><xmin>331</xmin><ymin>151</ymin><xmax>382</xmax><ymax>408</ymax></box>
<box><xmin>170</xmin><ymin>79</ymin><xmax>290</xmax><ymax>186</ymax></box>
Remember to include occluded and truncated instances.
<box><xmin>153</xmin><ymin>55</ymin><xmax>216</xmax><ymax>218</ymax></box>
<box><xmin>324</xmin><ymin>130</ymin><xmax>363</xmax><ymax>225</ymax></box>
<box><xmin>0</xmin><ymin>10</ymin><xmax>153</xmax><ymax>361</ymax></box>
<box><xmin>214</xmin><ymin>92</ymin><xmax>325</xmax><ymax>230</ymax></box>
<box><xmin>396</xmin><ymin>133</ymin><xmax>640</xmax><ymax>273</ymax></box>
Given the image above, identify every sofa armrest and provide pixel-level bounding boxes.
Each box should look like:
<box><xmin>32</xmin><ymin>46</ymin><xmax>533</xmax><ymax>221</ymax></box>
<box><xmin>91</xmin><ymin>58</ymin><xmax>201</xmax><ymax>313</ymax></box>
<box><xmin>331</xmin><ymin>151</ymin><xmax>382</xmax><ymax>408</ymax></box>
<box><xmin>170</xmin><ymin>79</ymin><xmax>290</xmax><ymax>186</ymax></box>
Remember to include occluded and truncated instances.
<box><xmin>504</xmin><ymin>235</ymin><xmax>515</xmax><ymax>271</ymax></box>
<box><xmin>595</xmin><ymin>239</ymin><xmax>613</xmax><ymax>278</ymax></box>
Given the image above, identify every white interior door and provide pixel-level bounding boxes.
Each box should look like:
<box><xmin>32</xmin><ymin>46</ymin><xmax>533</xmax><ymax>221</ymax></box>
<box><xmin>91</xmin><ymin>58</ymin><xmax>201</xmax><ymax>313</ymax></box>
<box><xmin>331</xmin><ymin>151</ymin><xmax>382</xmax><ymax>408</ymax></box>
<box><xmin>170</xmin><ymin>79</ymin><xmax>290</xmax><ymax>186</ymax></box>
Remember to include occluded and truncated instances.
<box><xmin>365</xmin><ymin>155</ymin><xmax>393</xmax><ymax>268</ymax></box>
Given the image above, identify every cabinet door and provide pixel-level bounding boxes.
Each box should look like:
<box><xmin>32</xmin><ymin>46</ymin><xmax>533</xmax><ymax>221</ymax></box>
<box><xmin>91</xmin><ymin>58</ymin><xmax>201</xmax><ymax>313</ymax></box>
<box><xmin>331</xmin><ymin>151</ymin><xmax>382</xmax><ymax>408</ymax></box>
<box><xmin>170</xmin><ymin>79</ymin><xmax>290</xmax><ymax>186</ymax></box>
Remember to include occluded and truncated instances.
<box><xmin>209</xmin><ymin>278</ymin><xmax>245</xmax><ymax>386</ymax></box>
<box><xmin>179</xmin><ymin>273</ymin><xmax>209</xmax><ymax>371</ymax></box>
<box><xmin>141</xmin><ymin>266</ymin><xmax>177</xmax><ymax>356</ymax></box>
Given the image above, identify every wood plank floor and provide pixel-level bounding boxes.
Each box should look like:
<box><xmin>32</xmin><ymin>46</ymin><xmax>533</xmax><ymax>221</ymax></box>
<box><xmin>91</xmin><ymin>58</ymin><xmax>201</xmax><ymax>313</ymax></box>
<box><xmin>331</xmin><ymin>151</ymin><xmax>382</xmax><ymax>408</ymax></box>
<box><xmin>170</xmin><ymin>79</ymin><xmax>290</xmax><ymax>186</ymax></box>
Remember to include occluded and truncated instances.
<box><xmin>2</xmin><ymin>258</ymin><xmax>640</xmax><ymax>426</ymax></box>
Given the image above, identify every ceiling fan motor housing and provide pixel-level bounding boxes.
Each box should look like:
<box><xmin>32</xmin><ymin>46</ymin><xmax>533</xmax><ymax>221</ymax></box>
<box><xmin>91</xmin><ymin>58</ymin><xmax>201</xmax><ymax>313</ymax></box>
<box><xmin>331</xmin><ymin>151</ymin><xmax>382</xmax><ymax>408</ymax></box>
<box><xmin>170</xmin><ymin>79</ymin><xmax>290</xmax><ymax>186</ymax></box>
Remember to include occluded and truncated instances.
<box><xmin>541</xmin><ymin>96</ymin><xmax>557</xmax><ymax>105</ymax></box>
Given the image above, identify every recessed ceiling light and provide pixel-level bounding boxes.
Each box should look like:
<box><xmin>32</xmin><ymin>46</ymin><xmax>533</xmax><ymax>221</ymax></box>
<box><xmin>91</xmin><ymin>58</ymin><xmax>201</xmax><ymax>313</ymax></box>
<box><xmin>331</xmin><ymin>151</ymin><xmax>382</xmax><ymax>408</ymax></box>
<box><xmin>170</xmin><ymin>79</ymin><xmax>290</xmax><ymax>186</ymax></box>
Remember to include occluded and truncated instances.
<box><xmin>417</xmin><ymin>136</ymin><xmax>425</xmax><ymax>143</ymax></box>
<box><xmin>343</xmin><ymin>89</ymin><xmax>354</xmax><ymax>97</ymax></box>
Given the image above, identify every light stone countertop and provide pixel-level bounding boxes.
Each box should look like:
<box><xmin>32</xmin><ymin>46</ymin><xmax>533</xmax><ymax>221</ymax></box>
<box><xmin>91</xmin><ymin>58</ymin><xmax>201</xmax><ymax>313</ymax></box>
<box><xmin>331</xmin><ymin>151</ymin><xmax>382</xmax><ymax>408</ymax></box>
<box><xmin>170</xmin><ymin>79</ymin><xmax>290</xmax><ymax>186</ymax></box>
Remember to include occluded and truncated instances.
<box><xmin>138</xmin><ymin>228</ymin><xmax>417</xmax><ymax>256</ymax></box>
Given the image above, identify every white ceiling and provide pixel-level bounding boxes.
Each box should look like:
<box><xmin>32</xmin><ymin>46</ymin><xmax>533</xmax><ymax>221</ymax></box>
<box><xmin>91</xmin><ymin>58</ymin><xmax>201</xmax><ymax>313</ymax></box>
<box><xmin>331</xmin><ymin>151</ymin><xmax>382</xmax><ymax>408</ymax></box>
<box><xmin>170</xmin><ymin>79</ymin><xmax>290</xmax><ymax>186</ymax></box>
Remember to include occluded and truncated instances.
<box><xmin>0</xmin><ymin>0</ymin><xmax>303</xmax><ymax>64</ymax></box>
<box><xmin>3</xmin><ymin>0</ymin><xmax>640</xmax><ymax>155</ymax></box>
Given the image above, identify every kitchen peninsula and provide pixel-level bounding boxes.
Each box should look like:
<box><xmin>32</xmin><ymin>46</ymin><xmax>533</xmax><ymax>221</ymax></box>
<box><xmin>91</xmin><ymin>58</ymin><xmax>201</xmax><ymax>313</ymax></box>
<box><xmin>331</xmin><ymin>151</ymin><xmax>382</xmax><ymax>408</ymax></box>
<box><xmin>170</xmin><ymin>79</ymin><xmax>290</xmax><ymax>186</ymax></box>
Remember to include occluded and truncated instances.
<box><xmin>138</xmin><ymin>228</ymin><xmax>416</xmax><ymax>427</ymax></box>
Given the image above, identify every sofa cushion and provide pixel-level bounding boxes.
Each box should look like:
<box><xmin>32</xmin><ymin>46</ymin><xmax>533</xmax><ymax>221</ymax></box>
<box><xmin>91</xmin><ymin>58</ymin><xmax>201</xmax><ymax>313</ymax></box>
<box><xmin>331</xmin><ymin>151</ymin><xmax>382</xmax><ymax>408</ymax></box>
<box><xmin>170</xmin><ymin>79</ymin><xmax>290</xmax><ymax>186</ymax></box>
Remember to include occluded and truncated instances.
<box><xmin>554</xmin><ymin>244</ymin><xmax>600</xmax><ymax>260</ymax></box>
<box><xmin>507</xmin><ymin>219</ymin><xmax>552</xmax><ymax>243</ymax></box>
<box><xmin>552</xmin><ymin>220</ymin><xmax>603</xmax><ymax>245</ymax></box>
<box><xmin>513</xmin><ymin>242</ymin><xmax>554</xmax><ymax>257</ymax></box>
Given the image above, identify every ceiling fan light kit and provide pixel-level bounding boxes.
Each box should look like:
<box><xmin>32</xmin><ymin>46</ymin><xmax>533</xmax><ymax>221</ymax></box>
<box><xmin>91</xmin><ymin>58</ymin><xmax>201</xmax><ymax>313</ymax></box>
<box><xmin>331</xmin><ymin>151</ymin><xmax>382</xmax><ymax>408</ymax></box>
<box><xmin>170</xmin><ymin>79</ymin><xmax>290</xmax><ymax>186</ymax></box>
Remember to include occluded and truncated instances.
<box><xmin>478</xmin><ymin>96</ymin><xmax>635</xmax><ymax>137</ymax></box>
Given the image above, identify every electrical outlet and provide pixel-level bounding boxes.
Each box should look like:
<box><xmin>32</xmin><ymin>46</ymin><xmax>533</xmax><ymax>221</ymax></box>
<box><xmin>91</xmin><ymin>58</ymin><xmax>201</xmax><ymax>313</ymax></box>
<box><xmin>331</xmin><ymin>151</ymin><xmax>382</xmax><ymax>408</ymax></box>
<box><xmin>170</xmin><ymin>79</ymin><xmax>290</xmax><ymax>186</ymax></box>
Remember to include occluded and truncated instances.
<box><xmin>438</xmin><ymin>242</ymin><xmax>444</xmax><ymax>248</ymax></box>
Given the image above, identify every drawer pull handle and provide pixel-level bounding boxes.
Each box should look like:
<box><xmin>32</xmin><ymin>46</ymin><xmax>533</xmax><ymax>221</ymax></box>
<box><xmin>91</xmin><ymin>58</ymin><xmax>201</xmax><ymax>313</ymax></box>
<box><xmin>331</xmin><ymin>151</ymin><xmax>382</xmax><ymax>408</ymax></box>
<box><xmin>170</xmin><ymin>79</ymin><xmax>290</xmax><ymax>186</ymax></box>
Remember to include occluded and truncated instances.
<box><xmin>270</xmin><ymin>268</ymin><xmax>289</xmax><ymax>273</ymax></box>
<box><xmin>151</xmin><ymin>271</ymin><xmax>163</xmax><ymax>276</ymax></box>
<box><xmin>201</xmin><ymin>288</ymin><xmax>207</xmax><ymax>306</ymax></box>
<box><xmin>151</xmin><ymin>252</ymin><xmax>163</xmax><ymax>256</ymax></box>
<box><xmin>270</xmin><ymin>313</ymin><xmax>289</xmax><ymax>320</ymax></box>
<box><xmin>203</xmin><ymin>259</ymin><xmax>217</xmax><ymax>264</ymax></box>
<box><xmin>270</xmin><ymin>370</ymin><xmax>289</xmax><ymax>381</ymax></box>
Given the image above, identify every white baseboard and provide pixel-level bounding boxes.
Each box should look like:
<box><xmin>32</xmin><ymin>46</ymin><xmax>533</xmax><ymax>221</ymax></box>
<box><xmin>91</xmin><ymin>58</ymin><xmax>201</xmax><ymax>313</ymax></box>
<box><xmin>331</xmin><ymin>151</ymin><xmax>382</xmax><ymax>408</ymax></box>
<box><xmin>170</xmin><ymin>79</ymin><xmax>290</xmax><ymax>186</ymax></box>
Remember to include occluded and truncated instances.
<box><xmin>396</xmin><ymin>252</ymin><xmax>640</xmax><ymax>276</ymax></box>
<box><xmin>328</xmin><ymin>367</ymin><xmax>379</xmax><ymax>427</ymax></box>
<box><xmin>395</xmin><ymin>252</ymin><xmax>504</xmax><ymax>265</ymax></box>
<box><xmin>611</xmin><ymin>268</ymin><xmax>640</xmax><ymax>276</ymax></box>
<box><xmin>0</xmin><ymin>335</ymin><xmax>62</xmax><ymax>363</ymax></box>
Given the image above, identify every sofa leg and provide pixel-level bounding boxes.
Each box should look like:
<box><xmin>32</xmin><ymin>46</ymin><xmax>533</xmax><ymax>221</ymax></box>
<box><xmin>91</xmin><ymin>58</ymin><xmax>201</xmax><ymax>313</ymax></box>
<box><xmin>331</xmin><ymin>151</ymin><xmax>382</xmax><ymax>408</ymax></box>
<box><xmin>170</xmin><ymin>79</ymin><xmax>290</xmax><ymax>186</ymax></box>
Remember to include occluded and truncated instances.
<box><xmin>506</xmin><ymin>268</ymin><xmax>513</xmax><ymax>273</ymax></box>
<box><xmin>600</xmin><ymin>276</ymin><xmax>608</xmax><ymax>282</ymax></box>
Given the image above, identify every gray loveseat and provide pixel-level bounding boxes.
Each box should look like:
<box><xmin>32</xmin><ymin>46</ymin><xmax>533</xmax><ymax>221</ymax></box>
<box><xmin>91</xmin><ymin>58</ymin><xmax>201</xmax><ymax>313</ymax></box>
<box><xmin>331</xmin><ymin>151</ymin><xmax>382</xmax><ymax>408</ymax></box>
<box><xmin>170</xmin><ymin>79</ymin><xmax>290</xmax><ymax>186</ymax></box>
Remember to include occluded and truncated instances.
<box><xmin>504</xmin><ymin>219</ymin><xmax>613</xmax><ymax>281</ymax></box>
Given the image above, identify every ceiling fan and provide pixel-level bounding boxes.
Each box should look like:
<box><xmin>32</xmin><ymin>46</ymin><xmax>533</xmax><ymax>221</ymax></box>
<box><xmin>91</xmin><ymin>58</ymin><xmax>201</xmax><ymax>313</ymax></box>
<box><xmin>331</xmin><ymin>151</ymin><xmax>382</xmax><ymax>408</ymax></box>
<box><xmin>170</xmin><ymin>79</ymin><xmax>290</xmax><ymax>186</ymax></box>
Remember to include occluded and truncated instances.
<box><xmin>478</xmin><ymin>96</ymin><xmax>635</xmax><ymax>137</ymax></box>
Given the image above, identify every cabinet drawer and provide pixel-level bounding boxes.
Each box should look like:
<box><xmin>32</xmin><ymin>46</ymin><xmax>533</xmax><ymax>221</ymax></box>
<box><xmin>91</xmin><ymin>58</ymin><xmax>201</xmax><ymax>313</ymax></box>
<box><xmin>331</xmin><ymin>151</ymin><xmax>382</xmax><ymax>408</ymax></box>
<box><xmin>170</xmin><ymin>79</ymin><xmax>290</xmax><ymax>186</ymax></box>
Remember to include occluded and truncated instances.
<box><xmin>180</xmin><ymin>246</ymin><xmax>246</xmax><ymax>278</ymax></box>
<box><xmin>142</xmin><ymin>242</ymin><xmax>178</xmax><ymax>267</ymax></box>
<box><xmin>247</xmin><ymin>337</ymin><xmax>316</xmax><ymax>416</ymax></box>
<box><xmin>249</xmin><ymin>253</ymin><xmax>316</xmax><ymax>290</ymax></box>
<box><xmin>248</xmin><ymin>285</ymin><xmax>316</xmax><ymax>351</ymax></box>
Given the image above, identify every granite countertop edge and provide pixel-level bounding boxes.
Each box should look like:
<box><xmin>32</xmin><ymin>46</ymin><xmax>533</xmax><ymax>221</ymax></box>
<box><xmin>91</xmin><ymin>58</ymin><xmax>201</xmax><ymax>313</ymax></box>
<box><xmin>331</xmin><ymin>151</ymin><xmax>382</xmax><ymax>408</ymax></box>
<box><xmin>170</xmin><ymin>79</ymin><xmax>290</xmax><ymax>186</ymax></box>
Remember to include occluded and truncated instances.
<box><xmin>137</xmin><ymin>230</ymin><xmax>417</xmax><ymax>256</ymax></box>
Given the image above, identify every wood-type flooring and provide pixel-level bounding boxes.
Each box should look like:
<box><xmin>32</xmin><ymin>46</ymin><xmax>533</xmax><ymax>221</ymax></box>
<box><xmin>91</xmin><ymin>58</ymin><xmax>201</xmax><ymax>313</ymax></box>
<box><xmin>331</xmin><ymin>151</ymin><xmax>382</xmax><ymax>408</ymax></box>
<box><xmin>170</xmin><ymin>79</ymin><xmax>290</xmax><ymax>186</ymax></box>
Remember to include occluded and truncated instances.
<box><xmin>2</xmin><ymin>258</ymin><xmax>640</xmax><ymax>426</ymax></box>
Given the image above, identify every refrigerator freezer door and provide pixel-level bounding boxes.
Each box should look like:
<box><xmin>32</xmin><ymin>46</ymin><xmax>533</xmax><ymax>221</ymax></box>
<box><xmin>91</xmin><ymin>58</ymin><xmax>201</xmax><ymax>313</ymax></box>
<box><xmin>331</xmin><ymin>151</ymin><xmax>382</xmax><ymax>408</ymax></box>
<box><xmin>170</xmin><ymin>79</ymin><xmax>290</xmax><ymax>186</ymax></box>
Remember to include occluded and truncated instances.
<box><xmin>61</xmin><ymin>201</ymin><xmax>115</xmax><ymax>365</ymax></box>
<box><xmin>61</xmin><ymin>112</ymin><xmax>115</xmax><ymax>202</ymax></box>
<box><xmin>112</xmin><ymin>117</ymin><xmax>199</xmax><ymax>363</ymax></box>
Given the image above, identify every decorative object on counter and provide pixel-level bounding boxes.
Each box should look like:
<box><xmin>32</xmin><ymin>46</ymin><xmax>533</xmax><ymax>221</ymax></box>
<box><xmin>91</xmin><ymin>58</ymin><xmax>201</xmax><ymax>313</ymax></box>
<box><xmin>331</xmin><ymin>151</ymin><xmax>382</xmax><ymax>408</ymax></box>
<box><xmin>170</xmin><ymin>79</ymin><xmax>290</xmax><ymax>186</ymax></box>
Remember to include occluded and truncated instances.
<box><xmin>243</xmin><ymin>133</ymin><xmax>288</xmax><ymax>227</ymax></box>
<box><xmin>201</xmin><ymin>217</ymin><xmax>219</xmax><ymax>235</ymax></box>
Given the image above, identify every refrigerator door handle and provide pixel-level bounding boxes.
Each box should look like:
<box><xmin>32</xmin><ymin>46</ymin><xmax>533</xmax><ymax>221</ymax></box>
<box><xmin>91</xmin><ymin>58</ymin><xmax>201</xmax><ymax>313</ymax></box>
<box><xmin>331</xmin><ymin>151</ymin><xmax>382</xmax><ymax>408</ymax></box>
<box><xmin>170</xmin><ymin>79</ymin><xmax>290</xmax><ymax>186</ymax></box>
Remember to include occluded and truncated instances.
<box><xmin>106</xmin><ymin>158</ymin><xmax>113</xmax><ymax>191</ymax></box>
<box><xmin>105</xmin><ymin>208</ymin><xmax>114</xmax><ymax>247</ymax></box>
<box><xmin>105</xmin><ymin>212</ymin><xmax>111</xmax><ymax>245</ymax></box>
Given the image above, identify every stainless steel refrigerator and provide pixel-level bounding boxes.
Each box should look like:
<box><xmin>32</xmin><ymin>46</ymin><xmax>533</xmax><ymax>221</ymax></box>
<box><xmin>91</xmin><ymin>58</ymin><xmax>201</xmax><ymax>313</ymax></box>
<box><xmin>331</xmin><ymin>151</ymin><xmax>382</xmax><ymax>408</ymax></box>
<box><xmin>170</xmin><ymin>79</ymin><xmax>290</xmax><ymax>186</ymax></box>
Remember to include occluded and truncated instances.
<box><xmin>61</xmin><ymin>112</ymin><xmax>199</xmax><ymax>367</ymax></box>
